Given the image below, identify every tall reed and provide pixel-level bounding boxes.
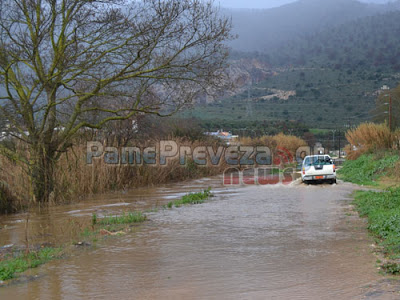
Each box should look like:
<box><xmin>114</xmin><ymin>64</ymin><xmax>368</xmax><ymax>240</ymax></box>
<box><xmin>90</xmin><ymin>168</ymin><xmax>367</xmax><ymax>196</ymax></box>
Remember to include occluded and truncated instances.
<box><xmin>344</xmin><ymin>122</ymin><xmax>398</xmax><ymax>160</ymax></box>
<box><xmin>0</xmin><ymin>137</ymin><xmax>226</xmax><ymax>211</ymax></box>
<box><xmin>0</xmin><ymin>133</ymin><xmax>306</xmax><ymax>212</ymax></box>
<box><xmin>238</xmin><ymin>133</ymin><xmax>307</xmax><ymax>160</ymax></box>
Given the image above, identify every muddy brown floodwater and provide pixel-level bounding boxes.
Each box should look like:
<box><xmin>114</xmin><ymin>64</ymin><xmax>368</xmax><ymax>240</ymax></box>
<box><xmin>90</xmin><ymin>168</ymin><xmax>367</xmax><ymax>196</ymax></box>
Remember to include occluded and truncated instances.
<box><xmin>0</xmin><ymin>176</ymin><xmax>398</xmax><ymax>299</ymax></box>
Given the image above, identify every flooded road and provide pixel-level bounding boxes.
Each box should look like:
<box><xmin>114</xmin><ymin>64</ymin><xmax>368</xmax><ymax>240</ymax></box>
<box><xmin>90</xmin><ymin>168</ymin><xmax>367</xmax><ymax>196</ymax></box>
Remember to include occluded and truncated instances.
<box><xmin>0</xmin><ymin>177</ymin><xmax>390</xmax><ymax>299</ymax></box>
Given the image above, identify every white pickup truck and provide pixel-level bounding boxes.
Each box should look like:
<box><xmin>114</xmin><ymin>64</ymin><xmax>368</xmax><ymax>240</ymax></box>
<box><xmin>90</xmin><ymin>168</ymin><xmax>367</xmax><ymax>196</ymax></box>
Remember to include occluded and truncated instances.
<box><xmin>301</xmin><ymin>155</ymin><xmax>336</xmax><ymax>184</ymax></box>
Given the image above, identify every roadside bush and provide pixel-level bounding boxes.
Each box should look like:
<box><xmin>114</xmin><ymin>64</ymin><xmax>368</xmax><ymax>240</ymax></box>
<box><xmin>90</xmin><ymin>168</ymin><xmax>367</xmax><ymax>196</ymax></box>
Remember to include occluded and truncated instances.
<box><xmin>345</xmin><ymin>123</ymin><xmax>394</xmax><ymax>160</ymax></box>
<box><xmin>272</xmin><ymin>133</ymin><xmax>307</xmax><ymax>155</ymax></box>
<box><xmin>238</xmin><ymin>133</ymin><xmax>307</xmax><ymax>162</ymax></box>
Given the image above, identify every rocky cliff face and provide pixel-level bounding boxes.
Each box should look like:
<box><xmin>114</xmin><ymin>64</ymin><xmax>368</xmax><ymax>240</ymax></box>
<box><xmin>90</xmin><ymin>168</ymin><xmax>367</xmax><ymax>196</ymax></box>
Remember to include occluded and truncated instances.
<box><xmin>229</xmin><ymin>58</ymin><xmax>272</xmax><ymax>87</ymax></box>
<box><xmin>196</xmin><ymin>58</ymin><xmax>273</xmax><ymax>104</ymax></box>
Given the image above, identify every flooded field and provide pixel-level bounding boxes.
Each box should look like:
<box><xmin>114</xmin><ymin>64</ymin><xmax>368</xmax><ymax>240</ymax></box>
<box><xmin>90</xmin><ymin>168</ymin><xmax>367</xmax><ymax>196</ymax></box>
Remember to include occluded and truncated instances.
<box><xmin>0</xmin><ymin>177</ymin><xmax>395</xmax><ymax>299</ymax></box>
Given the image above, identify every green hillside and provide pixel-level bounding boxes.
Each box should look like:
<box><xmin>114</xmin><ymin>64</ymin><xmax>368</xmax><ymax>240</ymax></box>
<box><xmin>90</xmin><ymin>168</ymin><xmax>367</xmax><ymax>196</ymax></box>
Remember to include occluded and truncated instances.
<box><xmin>179</xmin><ymin>5</ymin><xmax>400</xmax><ymax>135</ymax></box>
<box><xmin>180</xmin><ymin>67</ymin><xmax>398</xmax><ymax>129</ymax></box>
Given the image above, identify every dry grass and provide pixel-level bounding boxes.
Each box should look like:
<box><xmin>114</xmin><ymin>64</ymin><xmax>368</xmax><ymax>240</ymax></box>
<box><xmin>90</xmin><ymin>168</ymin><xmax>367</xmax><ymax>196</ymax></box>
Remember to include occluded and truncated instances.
<box><xmin>0</xmin><ymin>137</ymin><xmax>226</xmax><ymax>211</ymax></box>
<box><xmin>0</xmin><ymin>133</ymin><xmax>306</xmax><ymax>212</ymax></box>
<box><xmin>238</xmin><ymin>133</ymin><xmax>307</xmax><ymax>163</ymax></box>
<box><xmin>344</xmin><ymin>123</ymin><xmax>399</xmax><ymax>160</ymax></box>
<box><xmin>271</xmin><ymin>133</ymin><xmax>308</xmax><ymax>155</ymax></box>
<box><xmin>53</xmin><ymin>138</ymin><xmax>226</xmax><ymax>202</ymax></box>
<box><xmin>0</xmin><ymin>154</ymin><xmax>29</xmax><ymax>212</ymax></box>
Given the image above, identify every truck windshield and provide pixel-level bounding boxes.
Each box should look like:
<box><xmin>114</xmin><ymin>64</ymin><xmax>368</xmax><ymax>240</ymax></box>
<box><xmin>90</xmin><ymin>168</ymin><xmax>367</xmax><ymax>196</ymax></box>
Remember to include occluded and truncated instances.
<box><xmin>304</xmin><ymin>156</ymin><xmax>332</xmax><ymax>166</ymax></box>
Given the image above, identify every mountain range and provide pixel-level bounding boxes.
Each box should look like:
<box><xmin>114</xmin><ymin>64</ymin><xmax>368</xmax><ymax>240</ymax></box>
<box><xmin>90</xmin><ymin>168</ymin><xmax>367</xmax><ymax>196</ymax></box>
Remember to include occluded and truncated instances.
<box><xmin>220</xmin><ymin>0</ymin><xmax>394</xmax><ymax>10</ymax></box>
<box><xmin>226</xmin><ymin>0</ymin><xmax>400</xmax><ymax>52</ymax></box>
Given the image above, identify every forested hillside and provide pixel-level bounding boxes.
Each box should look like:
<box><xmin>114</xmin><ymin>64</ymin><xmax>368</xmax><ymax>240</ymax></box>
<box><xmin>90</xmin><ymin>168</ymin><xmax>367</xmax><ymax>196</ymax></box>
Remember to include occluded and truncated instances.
<box><xmin>227</xmin><ymin>0</ymin><xmax>400</xmax><ymax>52</ymax></box>
<box><xmin>271</xmin><ymin>10</ymin><xmax>400</xmax><ymax>70</ymax></box>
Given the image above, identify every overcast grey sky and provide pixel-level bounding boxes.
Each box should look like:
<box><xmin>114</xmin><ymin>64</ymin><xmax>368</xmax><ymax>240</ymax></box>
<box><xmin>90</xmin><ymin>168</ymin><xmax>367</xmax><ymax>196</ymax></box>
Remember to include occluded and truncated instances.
<box><xmin>217</xmin><ymin>0</ymin><xmax>295</xmax><ymax>9</ymax></box>
<box><xmin>217</xmin><ymin>0</ymin><xmax>390</xmax><ymax>9</ymax></box>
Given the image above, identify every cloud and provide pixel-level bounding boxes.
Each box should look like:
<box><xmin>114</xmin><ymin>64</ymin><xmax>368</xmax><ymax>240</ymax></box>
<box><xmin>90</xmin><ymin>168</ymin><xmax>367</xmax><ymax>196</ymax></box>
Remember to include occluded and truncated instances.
<box><xmin>217</xmin><ymin>0</ymin><xmax>295</xmax><ymax>9</ymax></box>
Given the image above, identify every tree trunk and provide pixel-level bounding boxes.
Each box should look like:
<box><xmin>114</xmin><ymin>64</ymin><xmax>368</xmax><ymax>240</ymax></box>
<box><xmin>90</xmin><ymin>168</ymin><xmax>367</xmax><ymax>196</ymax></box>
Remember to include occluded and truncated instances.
<box><xmin>30</xmin><ymin>145</ymin><xmax>55</xmax><ymax>203</ymax></box>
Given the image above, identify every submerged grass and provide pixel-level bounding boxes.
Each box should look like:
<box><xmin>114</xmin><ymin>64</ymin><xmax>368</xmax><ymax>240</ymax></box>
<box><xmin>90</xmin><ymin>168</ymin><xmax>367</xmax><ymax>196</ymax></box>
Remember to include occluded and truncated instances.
<box><xmin>354</xmin><ymin>188</ymin><xmax>400</xmax><ymax>274</ymax></box>
<box><xmin>168</xmin><ymin>188</ymin><xmax>212</xmax><ymax>208</ymax></box>
<box><xmin>0</xmin><ymin>188</ymin><xmax>213</xmax><ymax>282</ymax></box>
<box><xmin>0</xmin><ymin>247</ymin><xmax>63</xmax><ymax>281</ymax></box>
<box><xmin>97</xmin><ymin>211</ymin><xmax>146</xmax><ymax>225</ymax></box>
<box><xmin>0</xmin><ymin>211</ymin><xmax>147</xmax><ymax>283</ymax></box>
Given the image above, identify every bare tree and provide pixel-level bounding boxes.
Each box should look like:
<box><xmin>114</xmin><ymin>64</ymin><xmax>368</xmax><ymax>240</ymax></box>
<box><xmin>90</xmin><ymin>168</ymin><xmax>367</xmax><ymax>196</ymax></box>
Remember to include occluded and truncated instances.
<box><xmin>0</xmin><ymin>0</ymin><xmax>233</xmax><ymax>202</ymax></box>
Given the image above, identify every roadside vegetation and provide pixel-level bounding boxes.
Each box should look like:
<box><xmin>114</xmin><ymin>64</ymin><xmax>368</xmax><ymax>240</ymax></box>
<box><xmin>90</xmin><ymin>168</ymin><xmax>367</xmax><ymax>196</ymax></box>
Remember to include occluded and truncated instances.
<box><xmin>354</xmin><ymin>189</ymin><xmax>400</xmax><ymax>274</ymax></box>
<box><xmin>238</xmin><ymin>133</ymin><xmax>307</xmax><ymax>158</ymax></box>
<box><xmin>340</xmin><ymin>122</ymin><xmax>400</xmax><ymax>274</ymax></box>
<box><xmin>339</xmin><ymin>122</ymin><xmax>400</xmax><ymax>187</ymax></box>
<box><xmin>338</xmin><ymin>153</ymin><xmax>399</xmax><ymax>186</ymax></box>
<box><xmin>344</xmin><ymin>122</ymin><xmax>398</xmax><ymax>160</ymax></box>
<box><xmin>0</xmin><ymin>132</ymin><xmax>224</xmax><ymax>214</ymax></box>
<box><xmin>0</xmin><ymin>131</ymin><xmax>304</xmax><ymax>214</ymax></box>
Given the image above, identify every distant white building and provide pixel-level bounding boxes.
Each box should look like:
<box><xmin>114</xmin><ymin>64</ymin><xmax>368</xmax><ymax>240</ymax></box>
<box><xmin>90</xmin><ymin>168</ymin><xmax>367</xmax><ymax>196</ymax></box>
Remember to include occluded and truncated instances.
<box><xmin>204</xmin><ymin>130</ymin><xmax>238</xmax><ymax>143</ymax></box>
<box><xmin>314</xmin><ymin>142</ymin><xmax>324</xmax><ymax>155</ymax></box>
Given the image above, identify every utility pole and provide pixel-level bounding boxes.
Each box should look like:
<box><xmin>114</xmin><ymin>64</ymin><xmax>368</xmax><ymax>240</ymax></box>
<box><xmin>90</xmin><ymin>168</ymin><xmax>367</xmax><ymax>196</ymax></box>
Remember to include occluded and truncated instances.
<box><xmin>338</xmin><ymin>130</ymin><xmax>341</xmax><ymax>158</ymax></box>
<box><xmin>389</xmin><ymin>92</ymin><xmax>392</xmax><ymax>131</ymax></box>
<box><xmin>382</xmin><ymin>86</ymin><xmax>392</xmax><ymax>131</ymax></box>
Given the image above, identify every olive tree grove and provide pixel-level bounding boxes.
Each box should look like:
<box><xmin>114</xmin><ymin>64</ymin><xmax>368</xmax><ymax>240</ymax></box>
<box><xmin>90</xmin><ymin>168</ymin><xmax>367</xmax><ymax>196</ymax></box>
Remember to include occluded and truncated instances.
<box><xmin>0</xmin><ymin>0</ymin><xmax>233</xmax><ymax>202</ymax></box>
